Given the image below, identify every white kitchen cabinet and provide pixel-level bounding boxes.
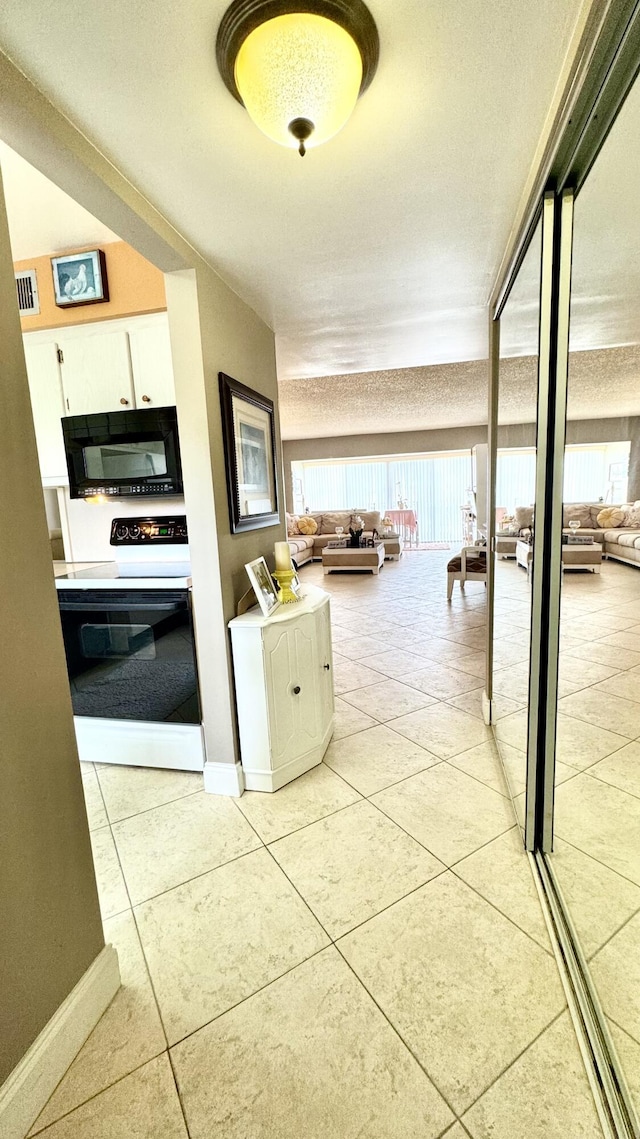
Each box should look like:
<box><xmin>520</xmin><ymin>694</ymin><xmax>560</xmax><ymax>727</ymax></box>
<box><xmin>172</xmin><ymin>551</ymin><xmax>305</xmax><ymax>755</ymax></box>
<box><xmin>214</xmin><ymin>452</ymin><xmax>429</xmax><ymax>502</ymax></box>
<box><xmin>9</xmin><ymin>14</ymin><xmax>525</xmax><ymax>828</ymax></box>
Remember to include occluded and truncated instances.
<box><xmin>128</xmin><ymin>316</ymin><xmax>175</xmax><ymax>408</ymax></box>
<box><xmin>229</xmin><ymin>584</ymin><xmax>334</xmax><ymax>792</ymax></box>
<box><xmin>22</xmin><ymin>314</ymin><xmax>176</xmax><ymax>491</ymax></box>
<box><xmin>23</xmin><ymin>340</ymin><xmax>67</xmax><ymax>481</ymax></box>
<box><xmin>57</xmin><ymin>328</ymin><xmax>135</xmax><ymax>414</ymax></box>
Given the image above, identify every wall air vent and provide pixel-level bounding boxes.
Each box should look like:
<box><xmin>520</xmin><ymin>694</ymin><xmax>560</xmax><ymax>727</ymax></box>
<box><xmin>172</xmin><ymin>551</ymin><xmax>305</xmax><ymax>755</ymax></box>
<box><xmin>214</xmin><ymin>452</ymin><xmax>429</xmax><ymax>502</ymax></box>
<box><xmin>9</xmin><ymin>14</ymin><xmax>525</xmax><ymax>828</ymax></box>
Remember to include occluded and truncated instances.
<box><xmin>15</xmin><ymin>269</ymin><xmax>40</xmax><ymax>316</ymax></box>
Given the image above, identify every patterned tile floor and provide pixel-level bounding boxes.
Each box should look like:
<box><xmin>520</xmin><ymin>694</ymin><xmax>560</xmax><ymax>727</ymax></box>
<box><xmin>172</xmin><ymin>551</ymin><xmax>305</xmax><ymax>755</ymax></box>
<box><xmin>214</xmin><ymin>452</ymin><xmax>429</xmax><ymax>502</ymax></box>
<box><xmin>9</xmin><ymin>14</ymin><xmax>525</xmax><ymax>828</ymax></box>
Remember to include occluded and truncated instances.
<box><xmin>30</xmin><ymin>551</ymin><xmax>612</xmax><ymax>1138</ymax></box>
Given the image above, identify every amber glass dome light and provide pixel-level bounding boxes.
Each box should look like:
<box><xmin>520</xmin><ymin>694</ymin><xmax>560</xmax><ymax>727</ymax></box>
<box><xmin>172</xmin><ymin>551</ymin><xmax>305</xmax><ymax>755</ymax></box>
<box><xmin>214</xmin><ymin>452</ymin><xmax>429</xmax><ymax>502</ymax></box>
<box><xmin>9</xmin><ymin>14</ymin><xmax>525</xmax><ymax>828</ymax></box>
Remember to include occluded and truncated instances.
<box><xmin>216</xmin><ymin>0</ymin><xmax>379</xmax><ymax>156</ymax></box>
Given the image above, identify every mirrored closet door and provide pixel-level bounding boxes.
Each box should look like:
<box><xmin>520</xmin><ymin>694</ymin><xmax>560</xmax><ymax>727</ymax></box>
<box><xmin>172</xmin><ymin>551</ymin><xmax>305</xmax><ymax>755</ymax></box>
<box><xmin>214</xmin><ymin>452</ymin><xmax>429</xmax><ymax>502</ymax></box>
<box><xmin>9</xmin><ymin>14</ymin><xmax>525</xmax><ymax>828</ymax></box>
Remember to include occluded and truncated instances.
<box><xmin>548</xmin><ymin>70</ymin><xmax>640</xmax><ymax>1124</ymax></box>
<box><xmin>491</xmin><ymin>222</ymin><xmax>542</xmax><ymax>816</ymax></box>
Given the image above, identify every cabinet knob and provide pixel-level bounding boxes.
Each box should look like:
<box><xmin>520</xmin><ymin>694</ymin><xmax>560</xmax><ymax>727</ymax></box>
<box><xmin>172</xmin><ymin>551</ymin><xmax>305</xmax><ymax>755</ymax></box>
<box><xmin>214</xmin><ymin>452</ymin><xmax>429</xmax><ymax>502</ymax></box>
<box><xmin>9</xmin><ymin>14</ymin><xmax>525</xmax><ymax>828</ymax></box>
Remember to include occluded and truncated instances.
<box><xmin>324</xmin><ymin>663</ymin><xmax>330</xmax><ymax>671</ymax></box>
<box><xmin>120</xmin><ymin>397</ymin><xmax>129</xmax><ymax>405</ymax></box>
<box><xmin>292</xmin><ymin>685</ymin><xmax>301</xmax><ymax>695</ymax></box>
<box><xmin>141</xmin><ymin>394</ymin><xmax>151</xmax><ymax>403</ymax></box>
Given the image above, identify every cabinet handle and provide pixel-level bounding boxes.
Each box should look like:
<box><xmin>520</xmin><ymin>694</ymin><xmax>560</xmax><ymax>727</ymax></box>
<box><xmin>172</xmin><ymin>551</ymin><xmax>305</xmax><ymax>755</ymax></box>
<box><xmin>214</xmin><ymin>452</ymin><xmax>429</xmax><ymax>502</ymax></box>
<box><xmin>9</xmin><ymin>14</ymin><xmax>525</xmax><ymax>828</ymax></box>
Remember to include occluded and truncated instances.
<box><xmin>141</xmin><ymin>394</ymin><xmax>151</xmax><ymax>403</ymax></box>
<box><xmin>120</xmin><ymin>397</ymin><xmax>129</xmax><ymax>405</ymax></box>
<box><xmin>292</xmin><ymin>685</ymin><xmax>301</xmax><ymax>695</ymax></box>
<box><xmin>324</xmin><ymin>663</ymin><xmax>330</xmax><ymax>671</ymax></box>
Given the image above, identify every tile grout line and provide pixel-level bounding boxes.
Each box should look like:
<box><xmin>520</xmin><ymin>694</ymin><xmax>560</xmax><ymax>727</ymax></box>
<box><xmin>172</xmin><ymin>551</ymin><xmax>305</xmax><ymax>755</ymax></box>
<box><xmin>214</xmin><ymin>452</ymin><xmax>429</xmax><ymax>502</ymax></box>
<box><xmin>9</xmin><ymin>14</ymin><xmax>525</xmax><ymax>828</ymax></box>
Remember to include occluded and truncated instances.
<box><xmin>585</xmin><ymin>899</ymin><xmax>640</xmax><ymax>964</ymax></box>
<box><xmin>113</xmin><ymin>832</ymin><xmax>265</xmax><ymax>911</ymax></box>
<box><xmin>32</xmin><ymin>800</ymin><xmax>174</xmax><ymax>1134</ymax></box>
<box><xmin>324</xmin><ymin>752</ymin><xmax>438</xmax><ymax>798</ymax></box>
<box><xmin>166</xmin><ymin>942</ymin><xmax>335</xmax><ymax>1053</ymax></box>
<box><xmin>554</xmin><ymin>835</ymin><xmax>640</xmax><ymax>892</ymax></box>
<box><xmin>580</xmin><ymin>764</ymin><xmax>640</xmax><ymax>804</ymax></box>
<box><xmin>329</xmin><ymin>937</ymin><xmax>462</xmax><ymax>1126</ymax></box>
<box><xmin>95</xmin><ymin>781</ymin><xmax>205</xmax><ymax>827</ymax></box>
<box><xmin>457</xmin><ymin>1009</ymin><xmax>568</xmax><ymax>1124</ymax></box>
<box><xmin>165</xmin><ymin>1047</ymin><xmax>194</xmax><ymax>1139</ymax></box>
<box><xmin>605</xmin><ymin>1014</ymin><xmax>640</xmax><ymax>1053</ymax></box>
<box><xmin>26</xmin><ymin>1052</ymin><xmax>173</xmax><ymax>1138</ymax></box>
<box><xmin>448</xmin><ymin>858</ymin><xmax>556</xmax><ymax>959</ymax></box>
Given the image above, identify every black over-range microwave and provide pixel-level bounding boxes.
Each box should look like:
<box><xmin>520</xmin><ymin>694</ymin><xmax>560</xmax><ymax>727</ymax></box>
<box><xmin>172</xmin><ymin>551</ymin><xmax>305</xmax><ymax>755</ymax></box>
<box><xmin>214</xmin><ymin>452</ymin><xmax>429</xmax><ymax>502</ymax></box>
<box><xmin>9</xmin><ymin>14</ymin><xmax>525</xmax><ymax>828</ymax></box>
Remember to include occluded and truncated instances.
<box><xmin>63</xmin><ymin>406</ymin><xmax>183</xmax><ymax>499</ymax></box>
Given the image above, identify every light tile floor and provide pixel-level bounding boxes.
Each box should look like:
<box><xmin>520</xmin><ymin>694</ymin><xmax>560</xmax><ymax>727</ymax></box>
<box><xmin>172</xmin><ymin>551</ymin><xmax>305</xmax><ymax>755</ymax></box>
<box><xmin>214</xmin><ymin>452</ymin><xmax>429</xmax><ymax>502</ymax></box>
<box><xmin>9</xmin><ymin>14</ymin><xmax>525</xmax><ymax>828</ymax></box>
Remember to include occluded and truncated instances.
<box><xmin>493</xmin><ymin>553</ymin><xmax>640</xmax><ymax>1119</ymax></box>
<box><xmin>30</xmin><ymin>552</ymin><xmax>609</xmax><ymax>1138</ymax></box>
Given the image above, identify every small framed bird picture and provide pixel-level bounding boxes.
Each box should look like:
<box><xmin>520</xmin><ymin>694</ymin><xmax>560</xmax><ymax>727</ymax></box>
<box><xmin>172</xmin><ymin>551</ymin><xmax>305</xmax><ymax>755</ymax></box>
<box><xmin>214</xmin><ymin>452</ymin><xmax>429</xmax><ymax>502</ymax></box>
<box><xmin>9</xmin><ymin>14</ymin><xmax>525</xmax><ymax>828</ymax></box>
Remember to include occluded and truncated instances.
<box><xmin>51</xmin><ymin>249</ymin><xmax>109</xmax><ymax>307</ymax></box>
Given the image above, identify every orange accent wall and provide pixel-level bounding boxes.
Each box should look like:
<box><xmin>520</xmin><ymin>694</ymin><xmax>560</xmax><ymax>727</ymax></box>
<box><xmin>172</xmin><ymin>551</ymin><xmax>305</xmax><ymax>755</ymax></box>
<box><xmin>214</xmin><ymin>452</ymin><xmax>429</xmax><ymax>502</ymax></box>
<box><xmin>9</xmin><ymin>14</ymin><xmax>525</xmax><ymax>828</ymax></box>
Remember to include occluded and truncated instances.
<box><xmin>15</xmin><ymin>240</ymin><xmax>166</xmax><ymax>332</ymax></box>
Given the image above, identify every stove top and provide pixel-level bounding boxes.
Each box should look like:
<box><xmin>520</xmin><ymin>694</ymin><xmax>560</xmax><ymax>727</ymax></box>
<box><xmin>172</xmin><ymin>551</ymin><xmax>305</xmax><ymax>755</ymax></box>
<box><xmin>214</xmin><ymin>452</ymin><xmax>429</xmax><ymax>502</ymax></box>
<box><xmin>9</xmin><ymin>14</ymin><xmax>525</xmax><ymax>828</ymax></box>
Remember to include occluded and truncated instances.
<box><xmin>55</xmin><ymin>561</ymin><xmax>192</xmax><ymax>590</ymax></box>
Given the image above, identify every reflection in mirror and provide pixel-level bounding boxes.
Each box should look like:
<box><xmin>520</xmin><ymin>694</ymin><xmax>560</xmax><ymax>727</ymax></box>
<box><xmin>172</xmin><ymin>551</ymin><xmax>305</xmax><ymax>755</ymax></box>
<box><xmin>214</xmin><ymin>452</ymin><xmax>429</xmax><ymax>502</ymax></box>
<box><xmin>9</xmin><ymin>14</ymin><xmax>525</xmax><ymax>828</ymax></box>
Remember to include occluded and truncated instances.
<box><xmin>550</xmin><ymin>74</ymin><xmax>640</xmax><ymax>1124</ymax></box>
<box><xmin>491</xmin><ymin>222</ymin><xmax>541</xmax><ymax>819</ymax></box>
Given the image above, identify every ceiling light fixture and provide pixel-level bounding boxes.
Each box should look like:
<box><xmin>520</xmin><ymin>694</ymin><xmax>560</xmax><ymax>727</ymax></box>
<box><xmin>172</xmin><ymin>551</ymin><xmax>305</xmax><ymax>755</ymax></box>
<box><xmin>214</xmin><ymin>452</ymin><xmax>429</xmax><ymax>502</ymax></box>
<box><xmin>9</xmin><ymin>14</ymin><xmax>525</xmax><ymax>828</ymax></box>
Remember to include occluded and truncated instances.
<box><xmin>216</xmin><ymin>1</ymin><xmax>379</xmax><ymax>156</ymax></box>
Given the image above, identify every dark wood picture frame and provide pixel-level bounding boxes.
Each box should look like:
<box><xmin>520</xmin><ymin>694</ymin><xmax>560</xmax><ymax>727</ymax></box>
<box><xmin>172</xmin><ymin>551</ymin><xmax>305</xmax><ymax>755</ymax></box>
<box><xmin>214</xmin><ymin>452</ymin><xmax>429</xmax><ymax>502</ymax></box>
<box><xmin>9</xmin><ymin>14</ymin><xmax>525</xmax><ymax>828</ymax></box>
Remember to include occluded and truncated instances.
<box><xmin>219</xmin><ymin>372</ymin><xmax>280</xmax><ymax>533</ymax></box>
<box><xmin>51</xmin><ymin>249</ymin><xmax>109</xmax><ymax>308</ymax></box>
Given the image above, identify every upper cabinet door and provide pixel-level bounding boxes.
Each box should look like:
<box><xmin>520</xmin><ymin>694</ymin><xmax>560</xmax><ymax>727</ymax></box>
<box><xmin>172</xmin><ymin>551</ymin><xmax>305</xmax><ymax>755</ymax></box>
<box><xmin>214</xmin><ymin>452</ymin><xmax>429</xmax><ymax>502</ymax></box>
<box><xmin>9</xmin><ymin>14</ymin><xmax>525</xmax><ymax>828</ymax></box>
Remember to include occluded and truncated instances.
<box><xmin>58</xmin><ymin>329</ymin><xmax>135</xmax><ymax>415</ymax></box>
<box><xmin>128</xmin><ymin>316</ymin><xmax>176</xmax><ymax>408</ymax></box>
<box><xmin>23</xmin><ymin>340</ymin><xmax>67</xmax><ymax>480</ymax></box>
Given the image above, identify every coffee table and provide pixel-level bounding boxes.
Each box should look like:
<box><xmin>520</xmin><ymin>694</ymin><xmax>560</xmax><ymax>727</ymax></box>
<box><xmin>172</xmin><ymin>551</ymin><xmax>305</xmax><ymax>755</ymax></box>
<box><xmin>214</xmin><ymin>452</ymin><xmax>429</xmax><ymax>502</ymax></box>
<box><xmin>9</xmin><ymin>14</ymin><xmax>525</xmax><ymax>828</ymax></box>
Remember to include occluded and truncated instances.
<box><xmin>516</xmin><ymin>539</ymin><xmax>602</xmax><ymax>579</ymax></box>
<box><xmin>322</xmin><ymin>543</ymin><xmax>385</xmax><ymax>575</ymax></box>
<box><xmin>561</xmin><ymin>542</ymin><xmax>602</xmax><ymax>572</ymax></box>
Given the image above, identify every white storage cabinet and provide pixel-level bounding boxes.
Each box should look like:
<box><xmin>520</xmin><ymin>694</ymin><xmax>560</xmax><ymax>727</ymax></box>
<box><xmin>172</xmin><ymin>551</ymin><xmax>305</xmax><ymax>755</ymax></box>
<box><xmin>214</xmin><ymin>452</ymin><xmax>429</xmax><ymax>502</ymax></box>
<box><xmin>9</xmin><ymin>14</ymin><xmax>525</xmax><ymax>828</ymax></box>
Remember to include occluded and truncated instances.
<box><xmin>229</xmin><ymin>584</ymin><xmax>334</xmax><ymax>792</ymax></box>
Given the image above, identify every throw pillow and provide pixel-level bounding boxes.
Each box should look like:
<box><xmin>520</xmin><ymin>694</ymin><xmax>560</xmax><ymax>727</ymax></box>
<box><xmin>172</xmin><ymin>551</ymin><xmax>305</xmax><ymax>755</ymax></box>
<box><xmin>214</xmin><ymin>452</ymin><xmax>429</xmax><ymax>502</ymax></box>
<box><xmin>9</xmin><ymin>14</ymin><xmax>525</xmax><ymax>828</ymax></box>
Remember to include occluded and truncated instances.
<box><xmin>597</xmin><ymin>507</ymin><xmax>625</xmax><ymax>528</ymax></box>
<box><xmin>623</xmin><ymin>508</ymin><xmax>640</xmax><ymax>528</ymax></box>
<box><xmin>562</xmin><ymin>503</ymin><xmax>593</xmax><ymax>528</ymax></box>
<box><xmin>286</xmin><ymin>513</ymin><xmax>300</xmax><ymax>536</ymax></box>
<box><xmin>297</xmin><ymin>515</ymin><xmax>318</xmax><ymax>535</ymax></box>
<box><xmin>514</xmin><ymin>505</ymin><xmax>534</xmax><ymax>530</ymax></box>
<box><xmin>322</xmin><ymin>511</ymin><xmax>351</xmax><ymax>533</ymax></box>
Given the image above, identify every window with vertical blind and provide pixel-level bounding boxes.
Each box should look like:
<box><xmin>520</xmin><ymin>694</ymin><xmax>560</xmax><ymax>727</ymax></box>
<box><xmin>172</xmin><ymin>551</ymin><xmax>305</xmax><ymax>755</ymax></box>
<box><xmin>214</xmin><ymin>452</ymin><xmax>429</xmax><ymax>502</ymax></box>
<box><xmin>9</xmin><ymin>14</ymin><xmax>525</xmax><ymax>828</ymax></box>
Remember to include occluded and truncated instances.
<box><xmin>292</xmin><ymin>441</ymin><xmax>630</xmax><ymax>543</ymax></box>
<box><xmin>496</xmin><ymin>442</ymin><xmax>630</xmax><ymax>514</ymax></box>
<box><xmin>293</xmin><ymin>451</ymin><xmax>473</xmax><ymax>542</ymax></box>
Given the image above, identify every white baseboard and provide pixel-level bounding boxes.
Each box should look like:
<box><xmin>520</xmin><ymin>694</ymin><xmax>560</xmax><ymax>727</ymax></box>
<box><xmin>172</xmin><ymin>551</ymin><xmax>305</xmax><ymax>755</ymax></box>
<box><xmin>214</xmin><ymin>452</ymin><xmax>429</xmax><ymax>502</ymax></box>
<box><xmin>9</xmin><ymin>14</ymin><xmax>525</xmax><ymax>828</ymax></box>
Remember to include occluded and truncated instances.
<box><xmin>74</xmin><ymin>717</ymin><xmax>205</xmax><ymax>771</ymax></box>
<box><xmin>203</xmin><ymin>760</ymin><xmax>245</xmax><ymax>797</ymax></box>
<box><xmin>0</xmin><ymin>945</ymin><xmax>120</xmax><ymax>1139</ymax></box>
<box><xmin>242</xmin><ymin>721</ymin><xmax>333</xmax><ymax>793</ymax></box>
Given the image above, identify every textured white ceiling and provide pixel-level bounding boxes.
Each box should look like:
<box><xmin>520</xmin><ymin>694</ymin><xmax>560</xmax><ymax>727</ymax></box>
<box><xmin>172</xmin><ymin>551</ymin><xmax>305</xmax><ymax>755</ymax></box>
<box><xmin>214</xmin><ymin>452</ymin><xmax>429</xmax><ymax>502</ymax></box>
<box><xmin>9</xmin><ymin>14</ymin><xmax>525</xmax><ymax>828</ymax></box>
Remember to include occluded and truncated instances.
<box><xmin>0</xmin><ymin>141</ymin><xmax>119</xmax><ymax>260</ymax></box>
<box><xmin>279</xmin><ymin>345</ymin><xmax>640</xmax><ymax>439</ymax></box>
<box><xmin>0</xmin><ymin>0</ymin><xmax>585</xmax><ymax>378</ymax></box>
<box><xmin>570</xmin><ymin>75</ymin><xmax>640</xmax><ymax>354</ymax></box>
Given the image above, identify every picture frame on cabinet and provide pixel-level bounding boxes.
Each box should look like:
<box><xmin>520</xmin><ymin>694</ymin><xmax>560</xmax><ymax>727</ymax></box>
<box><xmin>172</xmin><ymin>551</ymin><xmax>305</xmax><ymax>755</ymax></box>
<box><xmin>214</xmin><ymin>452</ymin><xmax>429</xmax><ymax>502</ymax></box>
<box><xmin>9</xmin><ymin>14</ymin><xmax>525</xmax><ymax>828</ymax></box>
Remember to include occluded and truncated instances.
<box><xmin>245</xmin><ymin>556</ymin><xmax>281</xmax><ymax>618</ymax></box>
<box><xmin>51</xmin><ymin>250</ymin><xmax>109</xmax><ymax>307</ymax></box>
<box><xmin>219</xmin><ymin>372</ymin><xmax>279</xmax><ymax>532</ymax></box>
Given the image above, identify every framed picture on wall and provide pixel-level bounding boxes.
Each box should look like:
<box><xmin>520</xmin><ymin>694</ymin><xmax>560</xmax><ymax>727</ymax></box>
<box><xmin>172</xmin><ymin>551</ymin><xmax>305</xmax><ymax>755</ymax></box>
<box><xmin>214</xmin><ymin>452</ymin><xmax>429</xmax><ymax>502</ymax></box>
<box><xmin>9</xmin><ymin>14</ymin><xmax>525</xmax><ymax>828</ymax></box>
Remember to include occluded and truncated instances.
<box><xmin>245</xmin><ymin>556</ymin><xmax>281</xmax><ymax>618</ymax></box>
<box><xmin>219</xmin><ymin>372</ymin><xmax>279</xmax><ymax>532</ymax></box>
<box><xmin>51</xmin><ymin>250</ymin><xmax>109</xmax><ymax>307</ymax></box>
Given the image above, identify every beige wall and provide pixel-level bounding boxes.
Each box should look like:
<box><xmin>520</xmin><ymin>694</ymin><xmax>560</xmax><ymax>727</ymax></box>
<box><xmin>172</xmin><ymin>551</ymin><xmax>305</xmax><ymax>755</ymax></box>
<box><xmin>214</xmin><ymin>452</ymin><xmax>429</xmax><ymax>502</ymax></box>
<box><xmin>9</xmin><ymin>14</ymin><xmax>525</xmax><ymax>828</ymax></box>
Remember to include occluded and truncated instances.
<box><xmin>283</xmin><ymin>425</ymin><xmax>486</xmax><ymax>510</ymax></box>
<box><xmin>0</xmin><ymin>172</ymin><xmax>104</xmax><ymax>1083</ymax></box>
<box><xmin>283</xmin><ymin>416</ymin><xmax>640</xmax><ymax>510</ymax></box>
<box><xmin>16</xmin><ymin>240</ymin><xmax>166</xmax><ymax>333</ymax></box>
<box><xmin>165</xmin><ymin>268</ymin><xmax>283</xmax><ymax>768</ymax></box>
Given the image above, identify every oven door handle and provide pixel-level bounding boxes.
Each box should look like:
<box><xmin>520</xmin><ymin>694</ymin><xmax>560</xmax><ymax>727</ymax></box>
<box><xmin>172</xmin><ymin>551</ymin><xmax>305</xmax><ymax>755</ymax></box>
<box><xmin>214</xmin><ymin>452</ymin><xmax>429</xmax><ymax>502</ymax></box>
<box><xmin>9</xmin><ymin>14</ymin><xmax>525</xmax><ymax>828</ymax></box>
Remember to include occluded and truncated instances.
<box><xmin>58</xmin><ymin>600</ymin><xmax>187</xmax><ymax>613</ymax></box>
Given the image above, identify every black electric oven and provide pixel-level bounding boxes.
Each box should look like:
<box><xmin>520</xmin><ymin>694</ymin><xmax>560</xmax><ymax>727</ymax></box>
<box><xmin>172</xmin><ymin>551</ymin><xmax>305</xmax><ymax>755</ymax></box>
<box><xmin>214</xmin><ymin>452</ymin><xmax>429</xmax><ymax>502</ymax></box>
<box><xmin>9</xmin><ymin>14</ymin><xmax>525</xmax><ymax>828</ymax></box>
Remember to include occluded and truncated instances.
<box><xmin>58</xmin><ymin>588</ymin><xmax>200</xmax><ymax>724</ymax></box>
<box><xmin>62</xmin><ymin>405</ymin><xmax>183</xmax><ymax>499</ymax></box>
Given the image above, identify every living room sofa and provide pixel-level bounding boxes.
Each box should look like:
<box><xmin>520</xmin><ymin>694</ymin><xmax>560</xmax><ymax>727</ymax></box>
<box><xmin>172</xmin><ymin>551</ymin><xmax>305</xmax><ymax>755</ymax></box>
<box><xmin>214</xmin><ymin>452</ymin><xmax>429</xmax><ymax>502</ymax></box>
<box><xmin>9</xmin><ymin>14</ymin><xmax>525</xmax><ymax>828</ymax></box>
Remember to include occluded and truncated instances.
<box><xmin>286</xmin><ymin>510</ymin><xmax>402</xmax><ymax>567</ymax></box>
<box><xmin>496</xmin><ymin>501</ymin><xmax>640</xmax><ymax>568</ymax></box>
